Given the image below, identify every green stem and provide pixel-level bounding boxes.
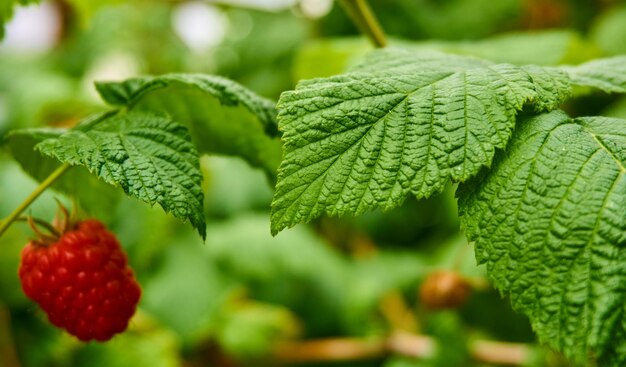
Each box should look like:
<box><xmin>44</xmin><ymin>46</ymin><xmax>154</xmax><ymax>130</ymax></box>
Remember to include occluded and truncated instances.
<box><xmin>340</xmin><ymin>0</ymin><xmax>387</xmax><ymax>48</ymax></box>
<box><xmin>0</xmin><ymin>163</ymin><xmax>71</xmax><ymax>238</ymax></box>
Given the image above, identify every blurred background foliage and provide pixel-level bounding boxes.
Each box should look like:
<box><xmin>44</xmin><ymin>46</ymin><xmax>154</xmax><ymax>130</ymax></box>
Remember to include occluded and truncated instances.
<box><xmin>0</xmin><ymin>0</ymin><xmax>624</xmax><ymax>366</ymax></box>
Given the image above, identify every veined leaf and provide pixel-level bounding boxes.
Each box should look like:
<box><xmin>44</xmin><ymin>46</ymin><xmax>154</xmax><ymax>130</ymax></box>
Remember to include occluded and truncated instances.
<box><xmin>34</xmin><ymin>111</ymin><xmax>206</xmax><ymax>239</ymax></box>
<box><xmin>3</xmin><ymin>119</ymin><xmax>123</xmax><ymax>220</ymax></box>
<box><xmin>270</xmin><ymin>48</ymin><xmax>571</xmax><ymax>234</ymax></box>
<box><xmin>458</xmin><ymin>110</ymin><xmax>626</xmax><ymax>365</ymax></box>
<box><xmin>562</xmin><ymin>56</ymin><xmax>626</xmax><ymax>94</ymax></box>
<box><xmin>95</xmin><ymin>74</ymin><xmax>281</xmax><ymax>180</ymax></box>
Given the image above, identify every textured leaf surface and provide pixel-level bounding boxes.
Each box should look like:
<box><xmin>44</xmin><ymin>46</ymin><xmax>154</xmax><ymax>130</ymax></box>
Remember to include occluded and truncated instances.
<box><xmin>458</xmin><ymin>110</ymin><xmax>626</xmax><ymax>365</ymax></box>
<box><xmin>563</xmin><ymin>56</ymin><xmax>626</xmax><ymax>93</ymax></box>
<box><xmin>270</xmin><ymin>48</ymin><xmax>571</xmax><ymax>234</ymax></box>
<box><xmin>3</xmin><ymin>119</ymin><xmax>123</xmax><ymax>220</ymax></box>
<box><xmin>35</xmin><ymin>111</ymin><xmax>206</xmax><ymax>239</ymax></box>
<box><xmin>96</xmin><ymin>74</ymin><xmax>281</xmax><ymax>179</ymax></box>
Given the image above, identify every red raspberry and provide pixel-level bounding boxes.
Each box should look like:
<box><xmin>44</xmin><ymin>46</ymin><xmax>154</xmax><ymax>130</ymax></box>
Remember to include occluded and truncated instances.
<box><xmin>18</xmin><ymin>219</ymin><xmax>141</xmax><ymax>342</ymax></box>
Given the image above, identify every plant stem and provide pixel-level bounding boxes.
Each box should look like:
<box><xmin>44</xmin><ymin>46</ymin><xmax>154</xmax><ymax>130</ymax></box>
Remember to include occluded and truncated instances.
<box><xmin>340</xmin><ymin>0</ymin><xmax>387</xmax><ymax>48</ymax></box>
<box><xmin>271</xmin><ymin>332</ymin><xmax>532</xmax><ymax>365</ymax></box>
<box><xmin>0</xmin><ymin>163</ymin><xmax>71</xmax><ymax>239</ymax></box>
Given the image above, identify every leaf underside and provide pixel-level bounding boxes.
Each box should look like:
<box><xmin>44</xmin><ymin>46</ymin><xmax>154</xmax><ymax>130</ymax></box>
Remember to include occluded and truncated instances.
<box><xmin>35</xmin><ymin>111</ymin><xmax>207</xmax><ymax>239</ymax></box>
<box><xmin>4</xmin><ymin>125</ymin><xmax>123</xmax><ymax>220</ymax></box>
<box><xmin>95</xmin><ymin>74</ymin><xmax>282</xmax><ymax>179</ymax></box>
<box><xmin>458</xmin><ymin>110</ymin><xmax>626</xmax><ymax>365</ymax></box>
<box><xmin>270</xmin><ymin>48</ymin><xmax>572</xmax><ymax>234</ymax></box>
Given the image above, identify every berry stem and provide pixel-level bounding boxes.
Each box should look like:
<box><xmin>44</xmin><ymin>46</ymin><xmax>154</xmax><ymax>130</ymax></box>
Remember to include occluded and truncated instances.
<box><xmin>0</xmin><ymin>163</ymin><xmax>71</xmax><ymax>239</ymax></box>
<box><xmin>340</xmin><ymin>0</ymin><xmax>387</xmax><ymax>48</ymax></box>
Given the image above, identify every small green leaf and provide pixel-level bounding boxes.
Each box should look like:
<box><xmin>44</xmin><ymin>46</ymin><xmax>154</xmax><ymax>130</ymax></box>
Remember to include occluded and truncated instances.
<box><xmin>458</xmin><ymin>110</ymin><xmax>626</xmax><ymax>365</ymax></box>
<box><xmin>35</xmin><ymin>111</ymin><xmax>206</xmax><ymax>239</ymax></box>
<box><xmin>270</xmin><ymin>48</ymin><xmax>571</xmax><ymax>234</ymax></box>
<box><xmin>95</xmin><ymin>74</ymin><xmax>281</xmax><ymax>180</ymax></box>
<box><xmin>562</xmin><ymin>56</ymin><xmax>626</xmax><ymax>93</ymax></box>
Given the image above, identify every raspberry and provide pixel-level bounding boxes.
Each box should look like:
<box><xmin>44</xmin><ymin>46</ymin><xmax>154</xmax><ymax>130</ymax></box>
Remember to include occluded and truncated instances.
<box><xmin>18</xmin><ymin>219</ymin><xmax>141</xmax><ymax>342</ymax></box>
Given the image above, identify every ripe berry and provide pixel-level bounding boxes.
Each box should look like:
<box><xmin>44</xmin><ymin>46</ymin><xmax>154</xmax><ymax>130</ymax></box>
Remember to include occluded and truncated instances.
<box><xmin>18</xmin><ymin>218</ymin><xmax>141</xmax><ymax>342</ymax></box>
<box><xmin>419</xmin><ymin>271</ymin><xmax>471</xmax><ymax>310</ymax></box>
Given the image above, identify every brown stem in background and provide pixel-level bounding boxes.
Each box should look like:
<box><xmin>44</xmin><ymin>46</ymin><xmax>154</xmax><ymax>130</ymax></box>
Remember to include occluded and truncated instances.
<box><xmin>0</xmin><ymin>305</ymin><xmax>21</xmax><ymax>367</ymax></box>
<box><xmin>52</xmin><ymin>0</ymin><xmax>74</xmax><ymax>46</ymax></box>
<box><xmin>271</xmin><ymin>333</ymin><xmax>531</xmax><ymax>365</ymax></box>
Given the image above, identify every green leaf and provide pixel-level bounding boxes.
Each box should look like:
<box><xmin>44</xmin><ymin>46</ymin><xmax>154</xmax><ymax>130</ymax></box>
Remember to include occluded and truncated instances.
<box><xmin>270</xmin><ymin>48</ymin><xmax>571</xmax><ymax>234</ymax></box>
<box><xmin>294</xmin><ymin>31</ymin><xmax>597</xmax><ymax>81</ymax></box>
<box><xmin>64</xmin><ymin>0</ymin><xmax>124</xmax><ymax>26</ymax></box>
<box><xmin>458</xmin><ymin>110</ymin><xmax>626</xmax><ymax>365</ymax></box>
<box><xmin>95</xmin><ymin>74</ymin><xmax>282</xmax><ymax>180</ymax></box>
<box><xmin>0</xmin><ymin>0</ymin><xmax>39</xmax><ymax>39</ymax></box>
<box><xmin>3</xmin><ymin>124</ymin><xmax>123</xmax><ymax>220</ymax></box>
<box><xmin>591</xmin><ymin>5</ymin><xmax>626</xmax><ymax>56</ymax></box>
<box><xmin>35</xmin><ymin>111</ymin><xmax>206</xmax><ymax>239</ymax></box>
<box><xmin>562</xmin><ymin>56</ymin><xmax>626</xmax><ymax>94</ymax></box>
<box><xmin>73</xmin><ymin>328</ymin><xmax>181</xmax><ymax>367</ymax></box>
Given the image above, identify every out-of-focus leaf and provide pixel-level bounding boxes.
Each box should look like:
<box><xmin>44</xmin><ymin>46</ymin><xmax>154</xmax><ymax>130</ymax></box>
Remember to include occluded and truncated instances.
<box><xmin>294</xmin><ymin>31</ymin><xmax>598</xmax><ymax>81</ymax></box>
<box><xmin>65</xmin><ymin>0</ymin><xmax>124</xmax><ymax>26</ymax></box>
<box><xmin>141</xmin><ymin>233</ymin><xmax>236</xmax><ymax>342</ymax></box>
<box><xmin>217</xmin><ymin>302</ymin><xmax>301</xmax><ymax>360</ymax></box>
<box><xmin>427</xmin><ymin>313</ymin><xmax>470</xmax><ymax>367</ymax></box>
<box><xmin>293</xmin><ymin>38</ymin><xmax>372</xmax><ymax>80</ymax></box>
<box><xmin>591</xmin><ymin>5</ymin><xmax>626</xmax><ymax>56</ymax></box>
<box><xmin>603</xmin><ymin>97</ymin><xmax>626</xmax><ymax>119</ymax></box>
<box><xmin>350</xmin><ymin>0</ymin><xmax>523</xmax><ymax>40</ymax></box>
<box><xmin>73</xmin><ymin>328</ymin><xmax>181</xmax><ymax>367</ymax></box>
<box><xmin>427</xmin><ymin>30</ymin><xmax>600</xmax><ymax>66</ymax></box>
<box><xmin>204</xmin><ymin>214</ymin><xmax>348</xmax><ymax>336</ymax></box>
<box><xmin>202</xmin><ymin>156</ymin><xmax>273</xmax><ymax>217</ymax></box>
<box><xmin>216</xmin><ymin>8</ymin><xmax>309</xmax><ymax>98</ymax></box>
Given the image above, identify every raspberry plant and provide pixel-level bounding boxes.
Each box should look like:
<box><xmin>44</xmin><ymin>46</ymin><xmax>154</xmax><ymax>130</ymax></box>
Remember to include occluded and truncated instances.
<box><xmin>1</xmin><ymin>0</ymin><xmax>626</xmax><ymax>365</ymax></box>
<box><xmin>19</xmin><ymin>215</ymin><xmax>141</xmax><ymax>341</ymax></box>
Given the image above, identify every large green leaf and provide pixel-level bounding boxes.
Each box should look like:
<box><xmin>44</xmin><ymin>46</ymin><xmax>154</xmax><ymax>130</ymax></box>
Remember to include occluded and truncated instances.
<box><xmin>33</xmin><ymin>111</ymin><xmax>206</xmax><ymax>239</ymax></box>
<box><xmin>95</xmin><ymin>74</ymin><xmax>281</xmax><ymax>180</ymax></box>
<box><xmin>458</xmin><ymin>110</ymin><xmax>626</xmax><ymax>365</ymax></box>
<box><xmin>270</xmin><ymin>48</ymin><xmax>572</xmax><ymax>234</ymax></box>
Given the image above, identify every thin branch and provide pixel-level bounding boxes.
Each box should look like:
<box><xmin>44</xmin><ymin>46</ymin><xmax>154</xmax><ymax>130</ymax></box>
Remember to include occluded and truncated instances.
<box><xmin>271</xmin><ymin>332</ymin><xmax>532</xmax><ymax>365</ymax></box>
<box><xmin>340</xmin><ymin>0</ymin><xmax>387</xmax><ymax>48</ymax></box>
<box><xmin>0</xmin><ymin>164</ymin><xmax>71</xmax><ymax>239</ymax></box>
